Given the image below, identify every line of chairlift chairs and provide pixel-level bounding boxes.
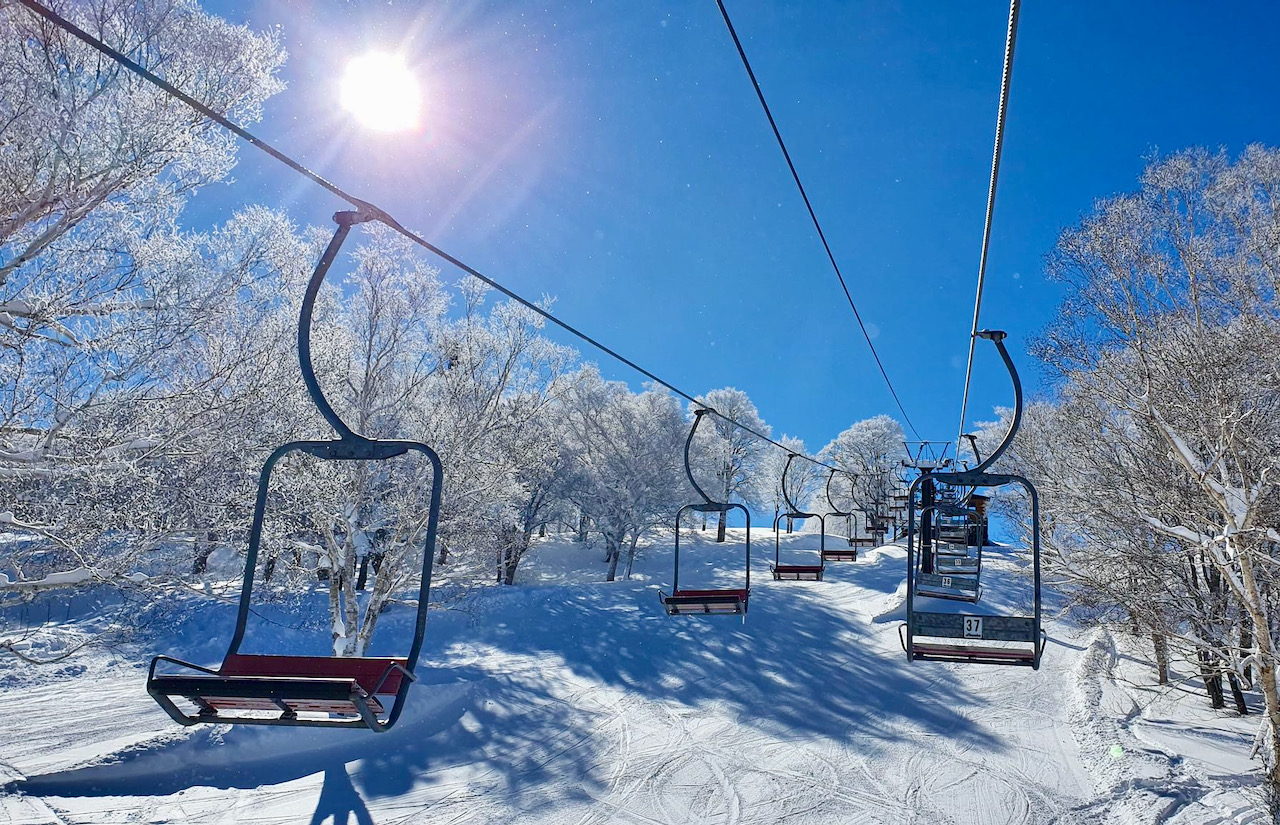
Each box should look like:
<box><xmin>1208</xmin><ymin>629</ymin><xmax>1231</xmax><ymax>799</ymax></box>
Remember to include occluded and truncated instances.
<box><xmin>145</xmin><ymin>212</ymin><xmax>1045</xmax><ymax>734</ymax></box>
<box><xmin>658</xmin><ymin>329</ymin><xmax>1045</xmax><ymax>673</ymax></box>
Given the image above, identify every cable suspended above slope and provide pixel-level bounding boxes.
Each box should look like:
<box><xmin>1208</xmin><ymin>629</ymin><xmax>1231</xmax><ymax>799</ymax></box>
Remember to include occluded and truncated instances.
<box><xmin>955</xmin><ymin>0</ymin><xmax>1022</xmax><ymax>449</ymax></box>
<box><xmin>13</xmin><ymin>0</ymin><xmax>849</xmax><ymax>474</ymax></box>
<box><xmin>713</xmin><ymin>0</ymin><xmax>921</xmax><ymax>440</ymax></box>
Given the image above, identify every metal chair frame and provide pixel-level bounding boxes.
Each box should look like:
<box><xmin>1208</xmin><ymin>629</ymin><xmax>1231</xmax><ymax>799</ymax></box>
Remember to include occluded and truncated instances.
<box><xmin>148</xmin><ymin>211</ymin><xmax>444</xmax><ymax>730</ymax></box>
<box><xmin>660</xmin><ymin>409</ymin><xmax>751</xmax><ymax>616</ymax></box>
<box><xmin>902</xmin><ymin>331</ymin><xmax>1044</xmax><ymax>669</ymax></box>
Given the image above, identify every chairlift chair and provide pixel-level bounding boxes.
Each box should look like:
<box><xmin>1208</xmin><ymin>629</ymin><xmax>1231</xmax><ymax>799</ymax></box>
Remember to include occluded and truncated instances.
<box><xmin>820</xmin><ymin>468</ymin><xmax>859</xmax><ymax>562</ymax></box>
<box><xmin>659</xmin><ymin>409</ymin><xmax>751</xmax><ymax>616</ymax></box>
<box><xmin>771</xmin><ymin>454</ymin><xmax>825</xmax><ymax>581</ymax></box>
<box><xmin>921</xmin><ymin>503</ymin><xmax>983</xmax><ymax>577</ymax></box>
<box><xmin>901</xmin><ymin>330</ymin><xmax>1045</xmax><ymax>669</ymax></box>
<box><xmin>147</xmin><ymin>211</ymin><xmax>444</xmax><ymax>731</ymax></box>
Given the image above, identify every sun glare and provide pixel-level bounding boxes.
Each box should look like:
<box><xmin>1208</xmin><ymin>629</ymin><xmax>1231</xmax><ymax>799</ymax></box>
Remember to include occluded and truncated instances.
<box><xmin>339</xmin><ymin>52</ymin><xmax>421</xmax><ymax>133</ymax></box>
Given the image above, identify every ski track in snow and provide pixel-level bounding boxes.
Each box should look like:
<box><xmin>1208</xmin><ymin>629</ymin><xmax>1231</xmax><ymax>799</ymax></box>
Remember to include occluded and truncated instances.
<box><xmin>0</xmin><ymin>530</ymin><xmax>1265</xmax><ymax>823</ymax></box>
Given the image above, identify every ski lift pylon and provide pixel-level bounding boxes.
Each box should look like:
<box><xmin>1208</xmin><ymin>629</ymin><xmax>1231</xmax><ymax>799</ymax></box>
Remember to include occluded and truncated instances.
<box><xmin>147</xmin><ymin>211</ymin><xmax>444</xmax><ymax>731</ymax></box>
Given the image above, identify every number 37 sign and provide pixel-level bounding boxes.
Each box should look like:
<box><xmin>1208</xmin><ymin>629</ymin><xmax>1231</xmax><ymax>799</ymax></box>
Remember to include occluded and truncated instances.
<box><xmin>962</xmin><ymin>616</ymin><xmax>983</xmax><ymax>639</ymax></box>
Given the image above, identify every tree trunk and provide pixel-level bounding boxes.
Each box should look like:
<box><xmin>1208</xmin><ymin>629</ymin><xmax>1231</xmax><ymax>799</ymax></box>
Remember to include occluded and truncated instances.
<box><xmin>502</xmin><ymin>528</ymin><xmax>532</xmax><ymax>586</ymax></box>
<box><xmin>1227</xmin><ymin>672</ymin><xmax>1249</xmax><ymax>716</ymax></box>
<box><xmin>539</xmin><ymin>523</ymin><xmax>546</xmax><ymax>538</ymax></box>
<box><xmin>1199</xmin><ymin>650</ymin><xmax>1225</xmax><ymax>710</ymax></box>
<box><xmin>1241</xmin><ymin>619</ymin><xmax>1254</xmax><ymax>684</ymax></box>
<box><xmin>191</xmin><ymin>530</ymin><xmax>215</xmax><ymax>575</ymax></box>
<box><xmin>576</xmin><ymin>513</ymin><xmax>588</xmax><ymax>543</ymax></box>
<box><xmin>605</xmin><ymin>537</ymin><xmax>620</xmax><ymax>582</ymax></box>
<box><xmin>624</xmin><ymin>536</ymin><xmax>639</xmax><ymax>580</ymax></box>
<box><xmin>1233</xmin><ymin>551</ymin><xmax>1280</xmax><ymax>796</ymax></box>
<box><xmin>1152</xmin><ymin>634</ymin><xmax>1169</xmax><ymax>685</ymax></box>
<box><xmin>716</xmin><ymin>511</ymin><xmax>727</xmax><ymax>543</ymax></box>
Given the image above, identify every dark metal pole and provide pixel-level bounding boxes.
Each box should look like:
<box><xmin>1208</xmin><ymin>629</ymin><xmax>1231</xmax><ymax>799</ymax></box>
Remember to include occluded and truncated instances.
<box><xmin>920</xmin><ymin>474</ymin><xmax>935</xmax><ymax>575</ymax></box>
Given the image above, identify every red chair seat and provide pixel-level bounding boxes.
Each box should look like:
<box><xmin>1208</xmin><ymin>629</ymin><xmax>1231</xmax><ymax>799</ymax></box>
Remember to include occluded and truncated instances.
<box><xmin>670</xmin><ymin>588</ymin><xmax>748</xmax><ymax>600</ymax></box>
<box><xmin>220</xmin><ymin>653</ymin><xmax>408</xmax><ymax>695</ymax></box>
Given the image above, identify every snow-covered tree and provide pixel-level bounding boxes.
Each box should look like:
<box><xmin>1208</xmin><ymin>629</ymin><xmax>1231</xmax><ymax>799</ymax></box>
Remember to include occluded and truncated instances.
<box><xmin>414</xmin><ymin>281</ymin><xmax>577</xmax><ymax>580</ymax></box>
<box><xmin>822</xmin><ymin>415</ymin><xmax>904</xmax><ymax>523</ymax></box>
<box><xmin>0</xmin><ymin>0</ymin><xmax>287</xmax><ymax>591</ymax></box>
<box><xmin>562</xmin><ymin>371</ymin><xmax>688</xmax><ymax>581</ymax></box>
<box><xmin>2</xmin><ymin>207</ymin><xmax>313</xmax><ymax>593</ymax></box>
<box><xmin>1027</xmin><ymin>146</ymin><xmax>1280</xmax><ymax>792</ymax></box>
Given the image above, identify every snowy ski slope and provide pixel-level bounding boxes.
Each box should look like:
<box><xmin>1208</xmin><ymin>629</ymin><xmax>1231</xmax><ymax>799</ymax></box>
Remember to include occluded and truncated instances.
<box><xmin>0</xmin><ymin>529</ymin><xmax>1265</xmax><ymax>824</ymax></box>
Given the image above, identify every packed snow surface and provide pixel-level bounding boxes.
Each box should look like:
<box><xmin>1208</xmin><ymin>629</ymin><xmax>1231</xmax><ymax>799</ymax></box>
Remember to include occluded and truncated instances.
<box><xmin>0</xmin><ymin>529</ymin><xmax>1265</xmax><ymax>824</ymax></box>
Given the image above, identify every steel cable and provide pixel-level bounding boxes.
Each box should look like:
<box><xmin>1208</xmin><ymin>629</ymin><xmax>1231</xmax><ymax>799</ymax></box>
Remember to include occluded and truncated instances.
<box><xmin>955</xmin><ymin>0</ymin><xmax>1021</xmax><ymax>449</ymax></box>
<box><xmin>713</xmin><ymin>0</ymin><xmax>921</xmax><ymax>440</ymax></box>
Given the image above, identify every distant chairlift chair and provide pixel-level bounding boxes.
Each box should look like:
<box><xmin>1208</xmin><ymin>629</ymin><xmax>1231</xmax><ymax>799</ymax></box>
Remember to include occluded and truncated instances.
<box><xmin>147</xmin><ymin>211</ymin><xmax>444</xmax><ymax>731</ymax></box>
<box><xmin>901</xmin><ymin>330</ymin><xmax>1045</xmax><ymax>669</ymax></box>
<box><xmin>821</xmin><ymin>468</ymin><xmax>859</xmax><ymax>562</ymax></box>
<box><xmin>660</xmin><ymin>409</ymin><xmax>751</xmax><ymax>616</ymax></box>
<box><xmin>912</xmin><ymin>502</ymin><xmax>983</xmax><ymax>602</ymax></box>
<box><xmin>771</xmin><ymin>454</ymin><xmax>825</xmax><ymax>581</ymax></box>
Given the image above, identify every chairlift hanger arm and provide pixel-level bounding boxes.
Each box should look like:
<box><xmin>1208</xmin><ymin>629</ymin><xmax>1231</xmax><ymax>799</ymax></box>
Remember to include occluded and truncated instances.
<box><xmin>683</xmin><ymin>408</ymin><xmax>720</xmax><ymax>506</ymax></box>
<box><xmin>970</xmin><ymin>330</ymin><xmax>1020</xmax><ymax>475</ymax></box>
<box><xmin>780</xmin><ymin>453</ymin><xmax>814</xmax><ymax>517</ymax></box>
<box><xmin>825</xmin><ymin>467</ymin><xmax>856</xmax><ymax>517</ymax></box>
<box><xmin>300</xmin><ymin>211</ymin><xmax>381</xmax><ymax>442</ymax></box>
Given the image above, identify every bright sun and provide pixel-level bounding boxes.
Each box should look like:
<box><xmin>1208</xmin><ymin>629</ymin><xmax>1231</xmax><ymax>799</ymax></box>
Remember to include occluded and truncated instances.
<box><xmin>339</xmin><ymin>52</ymin><xmax>421</xmax><ymax>133</ymax></box>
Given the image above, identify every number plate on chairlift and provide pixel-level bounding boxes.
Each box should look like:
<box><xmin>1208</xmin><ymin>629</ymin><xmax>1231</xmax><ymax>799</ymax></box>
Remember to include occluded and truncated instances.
<box><xmin>963</xmin><ymin>617</ymin><xmax>983</xmax><ymax>639</ymax></box>
<box><xmin>941</xmin><ymin>576</ymin><xmax>952</xmax><ymax>588</ymax></box>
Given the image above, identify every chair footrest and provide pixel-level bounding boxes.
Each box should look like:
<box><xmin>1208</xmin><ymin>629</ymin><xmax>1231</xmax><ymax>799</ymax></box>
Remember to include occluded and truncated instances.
<box><xmin>662</xmin><ymin>589</ymin><xmax>748</xmax><ymax>615</ymax></box>
<box><xmin>150</xmin><ymin>673</ymin><xmax>366</xmax><ymax>703</ymax></box>
<box><xmin>910</xmin><ymin>642</ymin><xmax>1036</xmax><ymax>665</ymax></box>
<box><xmin>772</xmin><ymin>565</ymin><xmax>823</xmax><ymax>581</ymax></box>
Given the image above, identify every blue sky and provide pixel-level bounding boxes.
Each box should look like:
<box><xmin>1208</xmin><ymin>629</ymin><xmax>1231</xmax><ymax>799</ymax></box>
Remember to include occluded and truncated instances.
<box><xmin>195</xmin><ymin>0</ymin><xmax>1280</xmax><ymax>457</ymax></box>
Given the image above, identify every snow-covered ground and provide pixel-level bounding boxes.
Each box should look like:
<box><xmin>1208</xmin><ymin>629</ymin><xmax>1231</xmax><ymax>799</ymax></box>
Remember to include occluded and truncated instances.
<box><xmin>0</xmin><ymin>529</ymin><xmax>1266</xmax><ymax>824</ymax></box>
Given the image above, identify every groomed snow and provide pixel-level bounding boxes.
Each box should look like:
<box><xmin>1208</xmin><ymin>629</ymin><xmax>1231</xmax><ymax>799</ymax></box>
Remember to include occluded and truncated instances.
<box><xmin>0</xmin><ymin>528</ymin><xmax>1266</xmax><ymax>824</ymax></box>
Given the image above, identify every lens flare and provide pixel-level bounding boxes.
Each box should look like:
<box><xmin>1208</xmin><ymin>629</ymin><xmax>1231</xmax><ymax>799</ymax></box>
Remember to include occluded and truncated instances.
<box><xmin>339</xmin><ymin>52</ymin><xmax>421</xmax><ymax>133</ymax></box>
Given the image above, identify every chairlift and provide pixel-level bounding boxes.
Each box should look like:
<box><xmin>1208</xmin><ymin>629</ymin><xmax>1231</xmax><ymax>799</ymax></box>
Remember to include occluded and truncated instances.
<box><xmin>820</xmin><ymin>468</ymin><xmax>859</xmax><ymax>562</ymax></box>
<box><xmin>923</xmin><ymin>502</ymin><xmax>983</xmax><ymax>577</ymax></box>
<box><xmin>901</xmin><ymin>330</ymin><xmax>1045</xmax><ymax>668</ymax></box>
<box><xmin>659</xmin><ymin>409</ymin><xmax>751</xmax><ymax>616</ymax></box>
<box><xmin>771</xmin><ymin>454</ymin><xmax>825</xmax><ymax>581</ymax></box>
<box><xmin>148</xmin><ymin>211</ymin><xmax>444</xmax><ymax>731</ymax></box>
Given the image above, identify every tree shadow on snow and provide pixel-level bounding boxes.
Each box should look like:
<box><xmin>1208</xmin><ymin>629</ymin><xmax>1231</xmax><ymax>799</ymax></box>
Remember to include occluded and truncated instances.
<box><xmin>447</xmin><ymin>534</ymin><xmax>1009</xmax><ymax>762</ymax></box>
<box><xmin>5</xmin><ymin>534</ymin><xmax>1014</xmax><ymax>818</ymax></box>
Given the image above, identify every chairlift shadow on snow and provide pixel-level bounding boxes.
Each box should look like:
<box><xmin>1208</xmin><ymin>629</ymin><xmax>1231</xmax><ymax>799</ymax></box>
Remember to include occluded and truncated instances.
<box><xmin>7</xmin><ymin>632</ymin><xmax>613</xmax><ymax>819</ymax></box>
<box><xmin>309</xmin><ymin>761</ymin><xmax>374</xmax><ymax>825</ymax></box>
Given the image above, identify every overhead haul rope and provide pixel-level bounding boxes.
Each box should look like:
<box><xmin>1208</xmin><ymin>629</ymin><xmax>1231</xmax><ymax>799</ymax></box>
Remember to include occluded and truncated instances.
<box><xmin>955</xmin><ymin>0</ymin><xmax>1021</xmax><ymax>449</ymax></box>
<box><xmin>15</xmin><ymin>0</ymin><xmax>846</xmax><ymax>472</ymax></box>
<box><xmin>713</xmin><ymin>0</ymin><xmax>921</xmax><ymax>440</ymax></box>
